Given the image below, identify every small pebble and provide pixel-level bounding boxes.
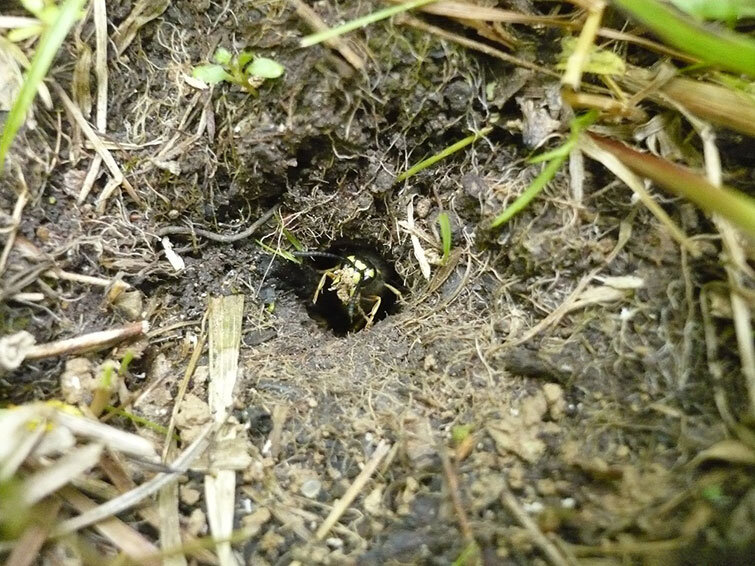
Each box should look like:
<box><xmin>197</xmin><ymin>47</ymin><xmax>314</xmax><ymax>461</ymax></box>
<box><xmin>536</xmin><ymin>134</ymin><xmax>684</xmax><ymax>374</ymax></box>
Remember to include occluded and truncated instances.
<box><xmin>300</xmin><ymin>479</ymin><xmax>322</xmax><ymax>499</ymax></box>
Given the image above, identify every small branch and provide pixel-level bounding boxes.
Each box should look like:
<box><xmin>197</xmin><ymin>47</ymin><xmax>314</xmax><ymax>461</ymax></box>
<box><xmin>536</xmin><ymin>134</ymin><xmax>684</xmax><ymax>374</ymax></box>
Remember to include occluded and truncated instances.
<box><xmin>315</xmin><ymin>440</ymin><xmax>391</xmax><ymax>540</ymax></box>
<box><xmin>500</xmin><ymin>479</ymin><xmax>574</xmax><ymax>566</ymax></box>
<box><xmin>157</xmin><ymin>204</ymin><xmax>279</xmax><ymax>243</ymax></box>
<box><xmin>24</xmin><ymin>321</ymin><xmax>148</xmax><ymax>360</ymax></box>
<box><xmin>439</xmin><ymin>446</ymin><xmax>474</xmax><ymax>543</ymax></box>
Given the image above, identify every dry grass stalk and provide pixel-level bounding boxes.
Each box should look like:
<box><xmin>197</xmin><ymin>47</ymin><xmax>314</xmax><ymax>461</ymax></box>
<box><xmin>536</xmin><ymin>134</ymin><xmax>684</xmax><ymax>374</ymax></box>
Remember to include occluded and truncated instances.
<box><xmin>315</xmin><ymin>440</ymin><xmax>391</xmax><ymax>541</ymax></box>
<box><xmin>76</xmin><ymin>0</ymin><xmax>109</xmax><ymax>203</ymax></box>
<box><xmin>578</xmin><ymin>134</ymin><xmax>696</xmax><ymax>253</ymax></box>
<box><xmin>399</xmin><ymin>14</ymin><xmax>559</xmax><ymax>78</ymax></box>
<box><xmin>58</xmin><ymin>486</ymin><xmax>162</xmax><ymax>566</ymax></box>
<box><xmin>500</xmin><ymin>479</ymin><xmax>575</xmax><ymax>566</ymax></box>
<box><xmin>0</xmin><ymin>168</ymin><xmax>28</xmax><ymax>276</ymax></box>
<box><xmin>51</xmin><ymin>83</ymin><xmax>142</xmax><ymax>209</ymax></box>
<box><xmin>507</xmin><ymin>216</ymin><xmax>632</xmax><ymax>346</ymax></box>
<box><xmin>561</xmin><ymin>0</ymin><xmax>604</xmax><ymax>90</ymax></box>
<box><xmin>291</xmin><ymin>0</ymin><xmax>365</xmax><ymax>70</ymax></box>
<box><xmin>205</xmin><ymin>295</ymin><xmax>245</xmax><ymax>566</ymax></box>
<box><xmin>5</xmin><ymin>500</ymin><xmax>61</xmax><ymax>566</ymax></box>
<box><xmin>439</xmin><ymin>446</ymin><xmax>474</xmax><ymax>543</ymax></box>
<box><xmin>21</xmin><ymin>443</ymin><xmax>103</xmax><ymax>506</ymax></box>
<box><xmin>52</xmin><ymin>421</ymin><xmax>215</xmax><ymax>537</ymax></box>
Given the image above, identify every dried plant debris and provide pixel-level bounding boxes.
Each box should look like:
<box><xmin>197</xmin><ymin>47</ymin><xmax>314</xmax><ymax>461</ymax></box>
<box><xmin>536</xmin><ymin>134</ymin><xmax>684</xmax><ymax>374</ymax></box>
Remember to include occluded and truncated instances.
<box><xmin>1</xmin><ymin>0</ymin><xmax>754</xmax><ymax>564</ymax></box>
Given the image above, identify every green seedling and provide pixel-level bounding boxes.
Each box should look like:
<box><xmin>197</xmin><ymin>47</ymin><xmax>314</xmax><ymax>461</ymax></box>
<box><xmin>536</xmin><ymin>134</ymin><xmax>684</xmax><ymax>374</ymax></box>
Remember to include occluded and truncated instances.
<box><xmin>438</xmin><ymin>212</ymin><xmax>452</xmax><ymax>264</ymax></box>
<box><xmin>192</xmin><ymin>47</ymin><xmax>284</xmax><ymax>94</ymax></box>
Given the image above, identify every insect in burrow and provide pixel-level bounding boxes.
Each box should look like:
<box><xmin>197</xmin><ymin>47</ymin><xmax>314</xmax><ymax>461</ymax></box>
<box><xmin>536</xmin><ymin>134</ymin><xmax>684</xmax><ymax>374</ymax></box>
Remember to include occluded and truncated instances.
<box><xmin>294</xmin><ymin>248</ymin><xmax>402</xmax><ymax>332</ymax></box>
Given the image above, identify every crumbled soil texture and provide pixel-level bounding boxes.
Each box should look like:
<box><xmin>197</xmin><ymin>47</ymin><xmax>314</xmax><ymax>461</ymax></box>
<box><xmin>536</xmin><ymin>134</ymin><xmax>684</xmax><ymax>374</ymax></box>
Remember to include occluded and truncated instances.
<box><xmin>1</xmin><ymin>1</ymin><xmax>754</xmax><ymax>565</ymax></box>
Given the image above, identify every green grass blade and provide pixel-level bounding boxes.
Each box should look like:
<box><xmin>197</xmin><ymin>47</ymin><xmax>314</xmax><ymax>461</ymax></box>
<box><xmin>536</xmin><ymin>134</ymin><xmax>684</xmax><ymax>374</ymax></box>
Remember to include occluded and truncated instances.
<box><xmin>300</xmin><ymin>0</ymin><xmax>438</xmax><ymax>48</ymax></box>
<box><xmin>256</xmin><ymin>240</ymin><xmax>300</xmax><ymax>263</ymax></box>
<box><xmin>612</xmin><ymin>0</ymin><xmax>755</xmax><ymax>76</ymax></box>
<box><xmin>490</xmin><ymin>154</ymin><xmax>567</xmax><ymax>229</ymax></box>
<box><xmin>0</xmin><ymin>0</ymin><xmax>86</xmax><ymax>172</ymax></box>
<box><xmin>438</xmin><ymin>212</ymin><xmax>452</xmax><ymax>263</ymax></box>
<box><xmin>396</xmin><ymin>126</ymin><xmax>493</xmax><ymax>183</ymax></box>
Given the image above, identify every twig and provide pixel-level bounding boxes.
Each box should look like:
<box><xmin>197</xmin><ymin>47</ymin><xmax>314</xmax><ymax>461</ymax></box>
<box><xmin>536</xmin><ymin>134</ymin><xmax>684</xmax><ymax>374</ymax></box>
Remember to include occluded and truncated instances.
<box><xmin>439</xmin><ymin>446</ymin><xmax>474</xmax><ymax>542</ymax></box>
<box><xmin>291</xmin><ymin>0</ymin><xmax>364</xmax><ymax>70</ymax></box>
<box><xmin>157</xmin><ymin>204</ymin><xmax>279</xmax><ymax>243</ymax></box>
<box><xmin>58</xmin><ymin>486</ymin><xmax>161</xmax><ymax>566</ymax></box>
<box><xmin>24</xmin><ymin>321</ymin><xmax>148</xmax><ymax>360</ymax></box>
<box><xmin>315</xmin><ymin>440</ymin><xmax>391</xmax><ymax>540</ymax></box>
<box><xmin>500</xmin><ymin>479</ymin><xmax>574</xmax><ymax>566</ymax></box>
<box><xmin>0</xmin><ymin>169</ymin><xmax>28</xmax><ymax>276</ymax></box>
<box><xmin>45</xmin><ymin>268</ymin><xmax>132</xmax><ymax>290</ymax></box>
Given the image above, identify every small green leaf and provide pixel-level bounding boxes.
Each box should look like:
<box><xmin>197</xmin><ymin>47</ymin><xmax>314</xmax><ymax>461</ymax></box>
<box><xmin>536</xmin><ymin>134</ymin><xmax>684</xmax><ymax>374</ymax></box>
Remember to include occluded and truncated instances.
<box><xmin>212</xmin><ymin>47</ymin><xmax>232</xmax><ymax>65</ymax></box>
<box><xmin>38</xmin><ymin>5</ymin><xmax>61</xmax><ymax>26</ymax></box>
<box><xmin>557</xmin><ymin>37</ymin><xmax>626</xmax><ymax>76</ymax></box>
<box><xmin>192</xmin><ymin>64</ymin><xmax>231</xmax><ymax>84</ymax></box>
<box><xmin>20</xmin><ymin>0</ymin><xmax>45</xmax><ymax>17</ymax></box>
<box><xmin>7</xmin><ymin>25</ymin><xmax>44</xmax><ymax>42</ymax></box>
<box><xmin>237</xmin><ymin>50</ymin><xmax>254</xmax><ymax>69</ymax></box>
<box><xmin>451</xmin><ymin>424</ymin><xmax>472</xmax><ymax>445</ymax></box>
<box><xmin>247</xmin><ymin>57</ymin><xmax>284</xmax><ymax>79</ymax></box>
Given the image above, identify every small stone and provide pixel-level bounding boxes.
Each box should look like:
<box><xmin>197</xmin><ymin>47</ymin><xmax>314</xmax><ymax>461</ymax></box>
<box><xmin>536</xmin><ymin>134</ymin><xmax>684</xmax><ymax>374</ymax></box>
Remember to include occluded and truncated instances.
<box><xmin>36</xmin><ymin>225</ymin><xmax>51</xmax><ymax>242</ymax></box>
<box><xmin>423</xmin><ymin>354</ymin><xmax>437</xmax><ymax>371</ymax></box>
<box><xmin>300</xmin><ymin>479</ymin><xmax>322</xmax><ymax>499</ymax></box>
<box><xmin>180</xmin><ymin>486</ymin><xmax>201</xmax><ymax>505</ymax></box>
<box><xmin>168</xmin><ymin>209</ymin><xmax>180</xmax><ymax>219</ymax></box>
<box><xmin>616</xmin><ymin>445</ymin><xmax>630</xmax><ymax>459</ymax></box>
<box><xmin>415</xmin><ymin>197</ymin><xmax>431</xmax><ymax>218</ymax></box>
<box><xmin>325</xmin><ymin>537</ymin><xmax>343</xmax><ymax>549</ymax></box>
<box><xmin>60</xmin><ymin>357</ymin><xmax>96</xmax><ymax>405</ymax></box>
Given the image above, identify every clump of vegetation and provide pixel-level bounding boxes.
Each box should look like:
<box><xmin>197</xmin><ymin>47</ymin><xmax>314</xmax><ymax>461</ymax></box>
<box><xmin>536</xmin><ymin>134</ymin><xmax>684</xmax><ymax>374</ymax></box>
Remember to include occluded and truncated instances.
<box><xmin>192</xmin><ymin>47</ymin><xmax>284</xmax><ymax>94</ymax></box>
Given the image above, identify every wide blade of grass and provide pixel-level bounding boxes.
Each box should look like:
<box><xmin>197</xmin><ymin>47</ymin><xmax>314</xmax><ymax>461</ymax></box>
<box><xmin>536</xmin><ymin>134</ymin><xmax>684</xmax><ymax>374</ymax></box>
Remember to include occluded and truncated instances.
<box><xmin>588</xmin><ymin>132</ymin><xmax>755</xmax><ymax>236</ymax></box>
<box><xmin>301</xmin><ymin>0</ymin><xmax>438</xmax><ymax>47</ymax></box>
<box><xmin>0</xmin><ymin>0</ymin><xmax>87</xmax><ymax>172</ymax></box>
<box><xmin>612</xmin><ymin>0</ymin><xmax>755</xmax><ymax>76</ymax></box>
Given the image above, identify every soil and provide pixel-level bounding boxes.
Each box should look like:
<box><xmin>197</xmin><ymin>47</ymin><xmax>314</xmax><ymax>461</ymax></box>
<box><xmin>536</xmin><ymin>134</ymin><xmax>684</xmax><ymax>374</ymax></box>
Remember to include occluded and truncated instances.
<box><xmin>1</xmin><ymin>1</ymin><xmax>754</xmax><ymax>565</ymax></box>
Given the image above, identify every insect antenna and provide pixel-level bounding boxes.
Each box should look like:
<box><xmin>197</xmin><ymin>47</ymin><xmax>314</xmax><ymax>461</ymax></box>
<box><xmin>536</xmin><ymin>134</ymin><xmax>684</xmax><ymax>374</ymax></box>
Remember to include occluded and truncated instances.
<box><xmin>292</xmin><ymin>250</ymin><xmax>346</xmax><ymax>263</ymax></box>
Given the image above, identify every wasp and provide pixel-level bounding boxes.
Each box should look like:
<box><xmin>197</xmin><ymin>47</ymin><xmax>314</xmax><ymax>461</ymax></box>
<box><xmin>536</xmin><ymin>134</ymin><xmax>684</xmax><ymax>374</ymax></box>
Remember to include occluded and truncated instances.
<box><xmin>294</xmin><ymin>247</ymin><xmax>402</xmax><ymax>332</ymax></box>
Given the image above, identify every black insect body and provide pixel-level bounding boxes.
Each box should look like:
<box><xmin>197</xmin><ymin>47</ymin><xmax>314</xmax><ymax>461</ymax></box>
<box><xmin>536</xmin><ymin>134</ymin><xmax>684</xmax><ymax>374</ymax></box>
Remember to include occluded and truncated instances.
<box><xmin>294</xmin><ymin>246</ymin><xmax>402</xmax><ymax>334</ymax></box>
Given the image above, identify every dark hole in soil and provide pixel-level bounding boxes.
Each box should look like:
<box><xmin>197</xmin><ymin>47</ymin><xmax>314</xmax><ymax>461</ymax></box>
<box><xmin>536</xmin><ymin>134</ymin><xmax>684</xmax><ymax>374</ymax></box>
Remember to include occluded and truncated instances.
<box><xmin>297</xmin><ymin>242</ymin><xmax>403</xmax><ymax>336</ymax></box>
